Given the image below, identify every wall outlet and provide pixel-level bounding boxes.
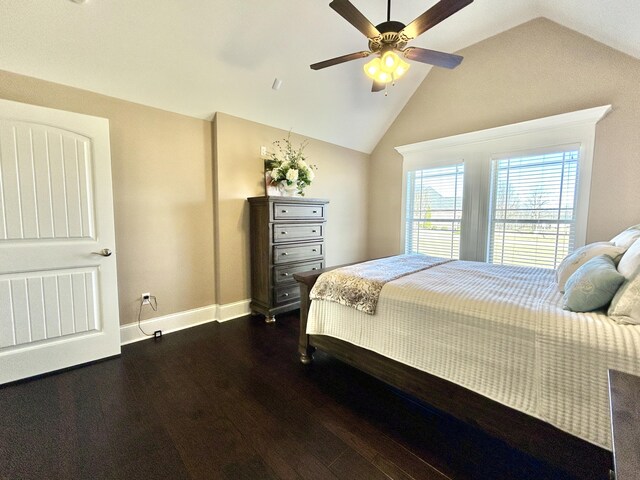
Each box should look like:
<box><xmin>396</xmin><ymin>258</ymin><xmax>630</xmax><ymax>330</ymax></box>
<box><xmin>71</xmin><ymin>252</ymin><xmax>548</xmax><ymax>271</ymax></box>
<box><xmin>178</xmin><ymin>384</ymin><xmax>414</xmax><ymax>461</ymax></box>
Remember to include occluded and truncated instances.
<box><xmin>260</xmin><ymin>146</ymin><xmax>267</xmax><ymax>156</ymax></box>
<box><xmin>141</xmin><ymin>293</ymin><xmax>151</xmax><ymax>305</ymax></box>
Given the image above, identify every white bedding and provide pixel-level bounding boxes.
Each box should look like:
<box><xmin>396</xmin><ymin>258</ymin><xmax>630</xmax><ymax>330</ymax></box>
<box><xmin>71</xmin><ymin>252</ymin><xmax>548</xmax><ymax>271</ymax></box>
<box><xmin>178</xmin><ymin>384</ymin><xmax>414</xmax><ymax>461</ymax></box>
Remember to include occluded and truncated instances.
<box><xmin>306</xmin><ymin>260</ymin><xmax>640</xmax><ymax>450</ymax></box>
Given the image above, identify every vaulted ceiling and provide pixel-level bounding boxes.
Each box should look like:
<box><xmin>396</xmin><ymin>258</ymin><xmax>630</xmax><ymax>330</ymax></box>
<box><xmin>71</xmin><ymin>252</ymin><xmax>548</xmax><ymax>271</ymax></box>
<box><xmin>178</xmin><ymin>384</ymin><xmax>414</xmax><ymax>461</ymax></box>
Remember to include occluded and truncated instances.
<box><xmin>1</xmin><ymin>0</ymin><xmax>639</xmax><ymax>153</ymax></box>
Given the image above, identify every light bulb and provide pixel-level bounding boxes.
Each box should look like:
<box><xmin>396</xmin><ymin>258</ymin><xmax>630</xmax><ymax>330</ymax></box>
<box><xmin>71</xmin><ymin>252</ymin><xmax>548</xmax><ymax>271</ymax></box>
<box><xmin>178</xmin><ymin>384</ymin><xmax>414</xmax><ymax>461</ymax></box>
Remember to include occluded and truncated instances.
<box><xmin>380</xmin><ymin>51</ymin><xmax>400</xmax><ymax>73</ymax></box>
<box><xmin>377</xmin><ymin>71</ymin><xmax>390</xmax><ymax>83</ymax></box>
<box><xmin>363</xmin><ymin>58</ymin><xmax>381</xmax><ymax>80</ymax></box>
<box><xmin>393</xmin><ymin>59</ymin><xmax>410</xmax><ymax>79</ymax></box>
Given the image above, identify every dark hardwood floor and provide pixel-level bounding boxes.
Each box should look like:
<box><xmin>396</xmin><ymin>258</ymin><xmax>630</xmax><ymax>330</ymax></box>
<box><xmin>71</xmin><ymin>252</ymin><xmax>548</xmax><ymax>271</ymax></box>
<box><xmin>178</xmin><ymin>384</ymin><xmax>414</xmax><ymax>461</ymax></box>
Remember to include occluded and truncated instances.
<box><xmin>0</xmin><ymin>312</ymin><xmax>583</xmax><ymax>480</ymax></box>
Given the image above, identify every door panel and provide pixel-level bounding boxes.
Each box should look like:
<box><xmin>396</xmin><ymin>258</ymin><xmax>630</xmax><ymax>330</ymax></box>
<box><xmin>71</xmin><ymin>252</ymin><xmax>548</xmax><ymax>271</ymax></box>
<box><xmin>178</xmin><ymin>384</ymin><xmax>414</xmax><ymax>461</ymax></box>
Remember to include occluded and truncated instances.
<box><xmin>0</xmin><ymin>122</ymin><xmax>95</xmax><ymax>241</ymax></box>
<box><xmin>0</xmin><ymin>268</ymin><xmax>99</xmax><ymax>349</ymax></box>
<box><xmin>0</xmin><ymin>99</ymin><xmax>119</xmax><ymax>384</ymax></box>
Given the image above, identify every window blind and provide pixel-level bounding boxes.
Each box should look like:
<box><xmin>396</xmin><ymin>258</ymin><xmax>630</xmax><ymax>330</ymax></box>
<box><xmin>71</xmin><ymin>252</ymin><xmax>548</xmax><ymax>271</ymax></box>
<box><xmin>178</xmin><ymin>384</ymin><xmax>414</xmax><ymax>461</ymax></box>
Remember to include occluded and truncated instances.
<box><xmin>488</xmin><ymin>149</ymin><xmax>579</xmax><ymax>269</ymax></box>
<box><xmin>405</xmin><ymin>163</ymin><xmax>464</xmax><ymax>259</ymax></box>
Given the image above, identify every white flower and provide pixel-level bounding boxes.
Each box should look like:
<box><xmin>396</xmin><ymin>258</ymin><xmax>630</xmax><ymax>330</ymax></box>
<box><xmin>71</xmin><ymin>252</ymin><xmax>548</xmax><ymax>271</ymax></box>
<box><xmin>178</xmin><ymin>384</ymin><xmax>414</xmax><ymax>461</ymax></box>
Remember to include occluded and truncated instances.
<box><xmin>286</xmin><ymin>168</ymin><xmax>299</xmax><ymax>182</ymax></box>
<box><xmin>299</xmin><ymin>160</ymin><xmax>308</xmax><ymax>169</ymax></box>
<box><xmin>270</xmin><ymin>168</ymin><xmax>281</xmax><ymax>181</ymax></box>
<box><xmin>307</xmin><ymin>168</ymin><xmax>315</xmax><ymax>181</ymax></box>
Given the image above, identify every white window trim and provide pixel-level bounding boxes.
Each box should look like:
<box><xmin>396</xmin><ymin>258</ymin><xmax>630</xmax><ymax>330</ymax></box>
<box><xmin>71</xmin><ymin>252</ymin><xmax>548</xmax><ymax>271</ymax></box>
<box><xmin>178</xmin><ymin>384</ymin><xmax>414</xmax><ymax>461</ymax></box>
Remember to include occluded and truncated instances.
<box><xmin>396</xmin><ymin>105</ymin><xmax>612</xmax><ymax>262</ymax></box>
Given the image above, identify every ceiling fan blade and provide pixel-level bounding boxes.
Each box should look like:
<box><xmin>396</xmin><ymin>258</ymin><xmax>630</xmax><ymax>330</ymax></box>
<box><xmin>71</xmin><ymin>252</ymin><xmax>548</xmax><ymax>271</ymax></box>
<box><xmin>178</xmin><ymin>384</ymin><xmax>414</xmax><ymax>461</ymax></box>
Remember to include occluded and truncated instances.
<box><xmin>399</xmin><ymin>0</ymin><xmax>473</xmax><ymax>41</ymax></box>
<box><xmin>330</xmin><ymin>0</ymin><xmax>381</xmax><ymax>39</ymax></box>
<box><xmin>310</xmin><ymin>51</ymin><xmax>371</xmax><ymax>70</ymax></box>
<box><xmin>371</xmin><ymin>80</ymin><xmax>385</xmax><ymax>92</ymax></box>
<box><xmin>403</xmin><ymin>47</ymin><xmax>463</xmax><ymax>69</ymax></box>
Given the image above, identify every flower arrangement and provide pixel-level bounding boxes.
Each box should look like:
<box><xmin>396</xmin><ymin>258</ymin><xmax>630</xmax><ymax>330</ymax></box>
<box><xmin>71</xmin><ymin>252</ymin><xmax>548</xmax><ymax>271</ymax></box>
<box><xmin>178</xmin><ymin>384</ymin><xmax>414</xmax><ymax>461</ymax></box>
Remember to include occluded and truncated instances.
<box><xmin>265</xmin><ymin>134</ymin><xmax>316</xmax><ymax>196</ymax></box>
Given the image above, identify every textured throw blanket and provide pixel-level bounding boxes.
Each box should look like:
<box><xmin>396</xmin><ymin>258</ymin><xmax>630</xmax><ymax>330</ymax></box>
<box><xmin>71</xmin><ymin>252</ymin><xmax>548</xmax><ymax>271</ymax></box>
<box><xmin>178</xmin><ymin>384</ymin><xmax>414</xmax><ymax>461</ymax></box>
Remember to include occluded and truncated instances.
<box><xmin>310</xmin><ymin>254</ymin><xmax>452</xmax><ymax>314</ymax></box>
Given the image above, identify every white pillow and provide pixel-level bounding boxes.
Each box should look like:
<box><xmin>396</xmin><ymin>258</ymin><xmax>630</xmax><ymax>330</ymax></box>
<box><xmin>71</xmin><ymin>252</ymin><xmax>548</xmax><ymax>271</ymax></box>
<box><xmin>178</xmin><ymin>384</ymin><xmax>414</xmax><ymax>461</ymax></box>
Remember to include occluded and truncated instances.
<box><xmin>610</xmin><ymin>224</ymin><xmax>640</xmax><ymax>249</ymax></box>
<box><xmin>608</xmin><ymin>267</ymin><xmax>640</xmax><ymax>325</ymax></box>
<box><xmin>556</xmin><ymin>242</ymin><xmax>627</xmax><ymax>292</ymax></box>
<box><xmin>617</xmin><ymin>238</ymin><xmax>640</xmax><ymax>279</ymax></box>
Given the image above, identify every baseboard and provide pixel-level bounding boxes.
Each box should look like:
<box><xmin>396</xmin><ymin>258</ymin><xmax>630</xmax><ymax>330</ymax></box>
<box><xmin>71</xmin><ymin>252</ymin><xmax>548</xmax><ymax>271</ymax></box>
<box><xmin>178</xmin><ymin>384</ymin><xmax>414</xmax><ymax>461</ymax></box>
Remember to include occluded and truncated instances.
<box><xmin>216</xmin><ymin>299</ymin><xmax>252</xmax><ymax>322</ymax></box>
<box><xmin>120</xmin><ymin>300</ymin><xmax>251</xmax><ymax>345</ymax></box>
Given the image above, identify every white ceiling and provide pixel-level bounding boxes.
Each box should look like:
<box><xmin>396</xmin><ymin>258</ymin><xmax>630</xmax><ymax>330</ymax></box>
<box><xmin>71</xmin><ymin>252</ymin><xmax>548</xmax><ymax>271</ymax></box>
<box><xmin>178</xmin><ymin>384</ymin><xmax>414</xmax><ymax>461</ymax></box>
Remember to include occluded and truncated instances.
<box><xmin>1</xmin><ymin>0</ymin><xmax>639</xmax><ymax>153</ymax></box>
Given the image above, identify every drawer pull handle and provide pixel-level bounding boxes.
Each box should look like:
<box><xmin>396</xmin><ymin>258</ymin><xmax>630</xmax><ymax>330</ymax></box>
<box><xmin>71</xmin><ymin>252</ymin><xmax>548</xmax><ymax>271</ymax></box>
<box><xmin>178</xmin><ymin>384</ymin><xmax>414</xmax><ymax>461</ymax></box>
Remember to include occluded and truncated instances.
<box><xmin>281</xmin><ymin>231</ymin><xmax>288</xmax><ymax>235</ymax></box>
<box><xmin>282</xmin><ymin>252</ymin><xmax>288</xmax><ymax>256</ymax></box>
<box><xmin>312</xmin><ymin>229</ymin><xmax>317</xmax><ymax>233</ymax></box>
<box><xmin>282</xmin><ymin>273</ymin><xmax>290</xmax><ymax>276</ymax></box>
<box><xmin>312</xmin><ymin>249</ymin><xmax>318</xmax><ymax>252</ymax></box>
<box><xmin>281</xmin><ymin>209</ymin><xmax>288</xmax><ymax>213</ymax></box>
<box><xmin>312</xmin><ymin>210</ymin><xmax>318</xmax><ymax>213</ymax></box>
<box><xmin>312</xmin><ymin>268</ymin><xmax>318</xmax><ymax>270</ymax></box>
<box><xmin>282</xmin><ymin>293</ymin><xmax>289</xmax><ymax>297</ymax></box>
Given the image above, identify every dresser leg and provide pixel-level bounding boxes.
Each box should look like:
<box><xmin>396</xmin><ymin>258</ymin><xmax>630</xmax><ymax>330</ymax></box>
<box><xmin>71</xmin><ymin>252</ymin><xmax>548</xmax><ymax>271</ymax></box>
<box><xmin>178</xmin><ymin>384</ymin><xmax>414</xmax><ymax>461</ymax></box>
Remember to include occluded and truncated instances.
<box><xmin>265</xmin><ymin>315</ymin><xmax>276</xmax><ymax>324</ymax></box>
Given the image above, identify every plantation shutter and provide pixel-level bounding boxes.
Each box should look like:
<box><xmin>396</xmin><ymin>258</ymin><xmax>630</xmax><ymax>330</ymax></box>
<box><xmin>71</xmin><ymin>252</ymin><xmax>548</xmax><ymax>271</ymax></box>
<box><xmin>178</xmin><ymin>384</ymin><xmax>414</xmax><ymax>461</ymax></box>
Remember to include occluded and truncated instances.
<box><xmin>405</xmin><ymin>163</ymin><xmax>464</xmax><ymax>259</ymax></box>
<box><xmin>488</xmin><ymin>148</ymin><xmax>580</xmax><ymax>269</ymax></box>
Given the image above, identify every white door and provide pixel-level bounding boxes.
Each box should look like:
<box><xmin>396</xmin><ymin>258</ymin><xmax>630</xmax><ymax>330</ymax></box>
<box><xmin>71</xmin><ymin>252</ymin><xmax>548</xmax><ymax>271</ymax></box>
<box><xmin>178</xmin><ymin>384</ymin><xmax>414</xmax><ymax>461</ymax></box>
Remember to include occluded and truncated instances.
<box><xmin>0</xmin><ymin>99</ymin><xmax>120</xmax><ymax>384</ymax></box>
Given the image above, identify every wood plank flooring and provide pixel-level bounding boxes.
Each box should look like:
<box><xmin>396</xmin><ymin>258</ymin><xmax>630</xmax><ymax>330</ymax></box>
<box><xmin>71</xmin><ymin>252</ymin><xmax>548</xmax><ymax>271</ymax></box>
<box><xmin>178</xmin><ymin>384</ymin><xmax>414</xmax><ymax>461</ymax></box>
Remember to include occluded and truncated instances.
<box><xmin>0</xmin><ymin>311</ymin><xmax>585</xmax><ymax>479</ymax></box>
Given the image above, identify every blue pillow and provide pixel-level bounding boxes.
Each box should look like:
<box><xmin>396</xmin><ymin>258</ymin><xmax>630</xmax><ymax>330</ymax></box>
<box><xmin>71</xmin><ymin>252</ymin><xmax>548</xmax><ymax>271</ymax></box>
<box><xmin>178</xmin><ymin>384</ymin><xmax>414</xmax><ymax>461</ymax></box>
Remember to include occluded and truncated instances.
<box><xmin>563</xmin><ymin>254</ymin><xmax>625</xmax><ymax>312</ymax></box>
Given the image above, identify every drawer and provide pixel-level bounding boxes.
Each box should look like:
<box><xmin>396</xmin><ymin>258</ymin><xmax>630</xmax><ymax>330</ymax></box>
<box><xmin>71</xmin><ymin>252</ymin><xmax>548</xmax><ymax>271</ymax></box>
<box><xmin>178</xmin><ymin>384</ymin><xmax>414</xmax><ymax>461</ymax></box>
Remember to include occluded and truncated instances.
<box><xmin>273</xmin><ymin>242</ymin><xmax>323</xmax><ymax>264</ymax></box>
<box><xmin>273</xmin><ymin>284</ymin><xmax>300</xmax><ymax>305</ymax></box>
<box><xmin>273</xmin><ymin>260</ymin><xmax>324</xmax><ymax>285</ymax></box>
<box><xmin>273</xmin><ymin>203</ymin><xmax>325</xmax><ymax>220</ymax></box>
<box><xmin>272</xmin><ymin>223</ymin><xmax>323</xmax><ymax>243</ymax></box>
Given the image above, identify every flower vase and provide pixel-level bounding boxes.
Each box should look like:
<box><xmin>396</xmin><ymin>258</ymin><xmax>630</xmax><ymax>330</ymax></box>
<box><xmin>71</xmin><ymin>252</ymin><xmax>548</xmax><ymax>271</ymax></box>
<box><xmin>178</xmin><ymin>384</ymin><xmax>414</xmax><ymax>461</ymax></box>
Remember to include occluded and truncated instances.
<box><xmin>279</xmin><ymin>182</ymin><xmax>300</xmax><ymax>197</ymax></box>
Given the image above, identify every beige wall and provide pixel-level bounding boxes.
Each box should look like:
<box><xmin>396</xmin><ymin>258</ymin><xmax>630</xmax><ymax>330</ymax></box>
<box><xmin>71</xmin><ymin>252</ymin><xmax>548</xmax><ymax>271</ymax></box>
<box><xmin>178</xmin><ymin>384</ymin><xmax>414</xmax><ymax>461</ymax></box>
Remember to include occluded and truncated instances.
<box><xmin>368</xmin><ymin>18</ymin><xmax>640</xmax><ymax>259</ymax></box>
<box><xmin>214</xmin><ymin>113</ymin><xmax>370</xmax><ymax>304</ymax></box>
<box><xmin>0</xmin><ymin>70</ymin><xmax>215</xmax><ymax>325</ymax></box>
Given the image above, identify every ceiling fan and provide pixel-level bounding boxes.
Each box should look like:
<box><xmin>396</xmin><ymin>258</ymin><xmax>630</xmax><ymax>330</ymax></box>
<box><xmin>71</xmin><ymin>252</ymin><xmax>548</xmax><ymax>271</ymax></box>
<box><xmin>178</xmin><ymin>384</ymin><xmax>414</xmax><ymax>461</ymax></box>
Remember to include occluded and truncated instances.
<box><xmin>311</xmin><ymin>0</ymin><xmax>474</xmax><ymax>92</ymax></box>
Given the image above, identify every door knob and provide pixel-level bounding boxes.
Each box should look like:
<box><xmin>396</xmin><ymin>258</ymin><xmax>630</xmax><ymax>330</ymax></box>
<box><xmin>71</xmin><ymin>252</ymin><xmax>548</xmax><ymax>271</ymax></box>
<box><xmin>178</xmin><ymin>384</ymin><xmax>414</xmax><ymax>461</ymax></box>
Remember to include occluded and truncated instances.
<box><xmin>92</xmin><ymin>248</ymin><xmax>113</xmax><ymax>257</ymax></box>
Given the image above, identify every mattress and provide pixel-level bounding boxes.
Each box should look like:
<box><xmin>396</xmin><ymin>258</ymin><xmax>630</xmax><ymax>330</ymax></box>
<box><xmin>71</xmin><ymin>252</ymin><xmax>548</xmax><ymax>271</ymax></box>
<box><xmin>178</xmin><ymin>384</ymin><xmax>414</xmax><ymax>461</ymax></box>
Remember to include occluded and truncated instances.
<box><xmin>306</xmin><ymin>260</ymin><xmax>640</xmax><ymax>449</ymax></box>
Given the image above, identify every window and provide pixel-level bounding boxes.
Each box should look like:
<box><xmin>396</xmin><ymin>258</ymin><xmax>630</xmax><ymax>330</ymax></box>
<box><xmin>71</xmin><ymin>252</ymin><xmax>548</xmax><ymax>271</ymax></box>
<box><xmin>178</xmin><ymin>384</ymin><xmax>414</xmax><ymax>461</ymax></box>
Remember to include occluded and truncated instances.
<box><xmin>405</xmin><ymin>164</ymin><xmax>464</xmax><ymax>259</ymax></box>
<box><xmin>488</xmin><ymin>148</ymin><xmax>579</xmax><ymax>269</ymax></box>
<box><xmin>397</xmin><ymin>106</ymin><xmax>610</xmax><ymax>269</ymax></box>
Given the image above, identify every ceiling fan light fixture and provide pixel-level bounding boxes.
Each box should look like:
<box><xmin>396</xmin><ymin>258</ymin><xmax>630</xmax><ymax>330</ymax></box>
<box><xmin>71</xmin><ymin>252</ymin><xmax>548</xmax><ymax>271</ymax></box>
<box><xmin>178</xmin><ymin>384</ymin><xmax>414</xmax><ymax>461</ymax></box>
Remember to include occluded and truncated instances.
<box><xmin>364</xmin><ymin>52</ymin><xmax>410</xmax><ymax>84</ymax></box>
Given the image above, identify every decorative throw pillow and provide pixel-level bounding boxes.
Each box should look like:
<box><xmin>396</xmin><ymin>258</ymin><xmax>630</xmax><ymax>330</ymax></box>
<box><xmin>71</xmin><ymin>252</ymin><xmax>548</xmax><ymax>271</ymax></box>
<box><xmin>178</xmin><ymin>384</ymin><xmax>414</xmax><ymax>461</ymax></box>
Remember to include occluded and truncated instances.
<box><xmin>556</xmin><ymin>242</ymin><xmax>627</xmax><ymax>293</ymax></box>
<box><xmin>563</xmin><ymin>255</ymin><xmax>625</xmax><ymax>312</ymax></box>
<box><xmin>610</xmin><ymin>224</ymin><xmax>640</xmax><ymax>249</ymax></box>
<box><xmin>617</xmin><ymin>237</ymin><xmax>640</xmax><ymax>279</ymax></box>
<box><xmin>608</xmin><ymin>267</ymin><xmax>640</xmax><ymax>325</ymax></box>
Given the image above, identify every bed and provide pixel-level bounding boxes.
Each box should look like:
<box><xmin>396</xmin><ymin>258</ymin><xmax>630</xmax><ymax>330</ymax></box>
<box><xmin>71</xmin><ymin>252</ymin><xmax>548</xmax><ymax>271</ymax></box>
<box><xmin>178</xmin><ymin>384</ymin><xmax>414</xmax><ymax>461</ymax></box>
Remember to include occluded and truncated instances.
<box><xmin>294</xmin><ymin>255</ymin><xmax>640</xmax><ymax>479</ymax></box>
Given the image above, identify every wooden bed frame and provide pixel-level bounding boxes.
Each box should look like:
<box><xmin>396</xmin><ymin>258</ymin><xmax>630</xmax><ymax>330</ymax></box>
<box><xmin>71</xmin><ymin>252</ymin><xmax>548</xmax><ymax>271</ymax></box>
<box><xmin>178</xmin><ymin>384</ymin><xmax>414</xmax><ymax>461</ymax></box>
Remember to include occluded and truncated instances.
<box><xmin>294</xmin><ymin>266</ymin><xmax>613</xmax><ymax>480</ymax></box>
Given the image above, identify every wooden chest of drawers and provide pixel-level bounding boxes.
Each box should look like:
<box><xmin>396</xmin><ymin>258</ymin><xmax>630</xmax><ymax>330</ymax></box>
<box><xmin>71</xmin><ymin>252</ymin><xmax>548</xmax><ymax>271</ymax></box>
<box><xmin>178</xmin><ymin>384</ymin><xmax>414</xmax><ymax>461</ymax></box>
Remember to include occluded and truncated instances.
<box><xmin>248</xmin><ymin>196</ymin><xmax>329</xmax><ymax>323</ymax></box>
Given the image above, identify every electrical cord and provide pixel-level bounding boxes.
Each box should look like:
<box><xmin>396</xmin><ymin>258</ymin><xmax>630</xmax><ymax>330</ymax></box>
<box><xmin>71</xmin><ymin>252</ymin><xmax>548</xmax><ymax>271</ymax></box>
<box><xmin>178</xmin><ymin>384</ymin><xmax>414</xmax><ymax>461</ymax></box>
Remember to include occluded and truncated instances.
<box><xmin>137</xmin><ymin>295</ymin><xmax>158</xmax><ymax>337</ymax></box>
